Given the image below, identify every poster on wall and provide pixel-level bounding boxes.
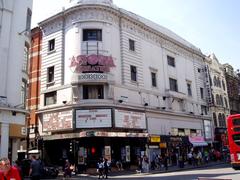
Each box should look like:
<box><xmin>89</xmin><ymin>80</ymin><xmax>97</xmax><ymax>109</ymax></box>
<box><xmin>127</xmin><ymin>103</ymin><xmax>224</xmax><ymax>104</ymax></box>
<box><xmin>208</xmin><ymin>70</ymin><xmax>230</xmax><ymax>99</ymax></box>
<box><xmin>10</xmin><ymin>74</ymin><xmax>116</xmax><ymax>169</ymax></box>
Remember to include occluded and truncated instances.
<box><xmin>76</xmin><ymin>109</ymin><xmax>112</xmax><ymax>128</ymax></box>
<box><xmin>114</xmin><ymin>109</ymin><xmax>146</xmax><ymax>129</ymax></box>
<box><xmin>43</xmin><ymin>110</ymin><xmax>73</xmax><ymax>131</ymax></box>
<box><xmin>204</xmin><ymin>120</ymin><xmax>212</xmax><ymax>140</ymax></box>
<box><xmin>126</xmin><ymin>146</ymin><xmax>131</xmax><ymax>162</ymax></box>
<box><xmin>104</xmin><ymin>146</ymin><xmax>111</xmax><ymax>162</ymax></box>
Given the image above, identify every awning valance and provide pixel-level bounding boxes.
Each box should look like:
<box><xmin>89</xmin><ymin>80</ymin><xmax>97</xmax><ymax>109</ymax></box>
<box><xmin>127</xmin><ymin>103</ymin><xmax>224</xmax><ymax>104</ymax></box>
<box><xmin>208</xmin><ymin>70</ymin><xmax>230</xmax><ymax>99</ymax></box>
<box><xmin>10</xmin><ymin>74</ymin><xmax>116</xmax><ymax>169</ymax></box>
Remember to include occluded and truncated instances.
<box><xmin>189</xmin><ymin>136</ymin><xmax>208</xmax><ymax>147</ymax></box>
<box><xmin>191</xmin><ymin>141</ymin><xmax>208</xmax><ymax>147</ymax></box>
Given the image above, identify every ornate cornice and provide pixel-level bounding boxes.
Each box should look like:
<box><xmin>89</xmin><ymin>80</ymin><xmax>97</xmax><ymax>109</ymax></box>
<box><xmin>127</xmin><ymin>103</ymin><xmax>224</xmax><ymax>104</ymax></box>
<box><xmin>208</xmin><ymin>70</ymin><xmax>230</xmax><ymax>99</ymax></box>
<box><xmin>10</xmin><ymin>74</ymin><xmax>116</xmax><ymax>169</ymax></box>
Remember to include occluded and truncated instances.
<box><xmin>39</xmin><ymin>4</ymin><xmax>204</xmax><ymax>60</ymax></box>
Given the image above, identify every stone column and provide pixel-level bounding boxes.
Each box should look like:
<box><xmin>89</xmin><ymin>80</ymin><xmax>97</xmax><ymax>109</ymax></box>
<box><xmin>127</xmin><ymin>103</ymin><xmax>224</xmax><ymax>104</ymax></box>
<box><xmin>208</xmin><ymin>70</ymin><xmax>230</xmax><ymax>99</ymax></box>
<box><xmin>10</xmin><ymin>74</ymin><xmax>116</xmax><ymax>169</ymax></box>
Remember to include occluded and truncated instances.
<box><xmin>11</xmin><ymin>138</ymin><xmax>20</xmax><ymax>162</ymax></box>
<box><xmin>0</xmin><ymin>123</ymin><xmax>10</xmax><ymax>157</ymax></box>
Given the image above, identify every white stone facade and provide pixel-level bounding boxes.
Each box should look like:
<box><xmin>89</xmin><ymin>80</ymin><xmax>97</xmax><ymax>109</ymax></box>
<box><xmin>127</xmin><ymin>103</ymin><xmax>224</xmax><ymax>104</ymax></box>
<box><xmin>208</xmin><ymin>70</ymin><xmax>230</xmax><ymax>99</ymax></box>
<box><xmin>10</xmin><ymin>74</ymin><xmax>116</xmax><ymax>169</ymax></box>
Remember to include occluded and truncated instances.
<box><xmin>38</xmin><ymin>0</ymin><xmax>212</xmax><ymax>142</ymax></box>
<box><xmin>0</xmin><ymin>0</ymin><xmax>33</xmax><ymax>158</ymax></box>
<box><xmin>205</xmin><ymin>54</ymin><xmax>230</xmax><ymax>128</ymax></box>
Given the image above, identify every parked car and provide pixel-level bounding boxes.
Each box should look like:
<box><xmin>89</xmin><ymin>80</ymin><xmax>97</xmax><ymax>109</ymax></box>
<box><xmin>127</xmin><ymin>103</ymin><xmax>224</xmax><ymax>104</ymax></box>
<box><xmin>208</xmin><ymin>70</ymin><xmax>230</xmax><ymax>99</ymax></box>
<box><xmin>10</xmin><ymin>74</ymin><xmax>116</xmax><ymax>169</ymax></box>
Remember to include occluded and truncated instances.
<box><xmin>21</xmin><ymin>159</ymin><xmax>59</xmax><ymax>179</ymax></box>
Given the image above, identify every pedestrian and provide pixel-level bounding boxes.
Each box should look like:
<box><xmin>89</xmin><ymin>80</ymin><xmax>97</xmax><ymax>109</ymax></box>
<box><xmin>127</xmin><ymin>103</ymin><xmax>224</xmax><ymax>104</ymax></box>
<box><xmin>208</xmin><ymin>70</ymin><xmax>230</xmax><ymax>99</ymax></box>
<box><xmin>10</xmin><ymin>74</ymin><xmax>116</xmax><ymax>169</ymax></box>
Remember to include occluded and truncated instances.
<box><xmin>163</xmin><ymin>153</ymin><xmax>168</xmax><ymax>171</ymax></box>
<box><xmin>187</xmin><ymin>151</ymin><xmax>193</xmax><ymax>165</ymax></box>
<box><xmin>14</xmin><ymin>159</ymin><xmax>23</xmax><ymax>180</ymax></box>
<box><xmin>0</xmin><ymin>157</ymin><xmax>21</xmax><ymax>180</ymax></box>
<box><xmin>63</xmin><ymin>159</ymin><xmax>72</xmax><ymax>178</ymax></box>
<box><xmin>136</xmin><ymin>156</ymin><xmax>142</xmax><ymax>173</ymax></box>
<box><xmin>97</xmin><ymin>158</ymin><xmax>104</xmax><ymax>179</ymax></box>
<box><xmin>29</xmin><ymin>155</ymin><xmax>43</xmax><ymax>180</ymax></box>
<box><xmin>116</xmin><ymin>160</ymin><xmax>123</xmax><ymax>171</ymax></box>
<box><xmin>103</xmin><ymin>159</ymin><xmax>109</xmax><ymax>179</ymax></box>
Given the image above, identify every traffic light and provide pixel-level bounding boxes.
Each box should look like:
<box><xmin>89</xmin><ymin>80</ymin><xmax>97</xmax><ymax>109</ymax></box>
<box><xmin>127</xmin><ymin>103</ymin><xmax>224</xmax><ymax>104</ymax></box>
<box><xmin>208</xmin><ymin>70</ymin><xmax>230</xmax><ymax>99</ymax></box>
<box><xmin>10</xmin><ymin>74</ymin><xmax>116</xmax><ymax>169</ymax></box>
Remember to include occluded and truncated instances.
<box><xmin>69</xmin><ymin>142</ymin><xmax>73</xmax><ymax>152</ymax></box>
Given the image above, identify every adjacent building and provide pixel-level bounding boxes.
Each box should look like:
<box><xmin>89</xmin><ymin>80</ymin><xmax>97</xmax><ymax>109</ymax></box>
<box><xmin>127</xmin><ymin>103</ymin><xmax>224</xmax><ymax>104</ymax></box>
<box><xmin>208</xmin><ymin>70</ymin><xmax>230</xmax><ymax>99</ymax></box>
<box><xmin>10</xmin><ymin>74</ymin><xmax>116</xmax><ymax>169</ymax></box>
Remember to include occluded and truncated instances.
<box><xmin>205</xmin><ymin>54</ymin><xmax>230</xmax><ymax>149</ymax></box>
<box><xmin>30</xmin><ymin>0</ymin><xmax>213</xmax><ymax>166</ymax></box>
<box><xmin>0</xmin><ymin>0</ymin><xmax>33</xmax><ymax>160</ymax></box>
<box><xmin>223</xmin><ymin>64</ymin><xmax>240</xmax><ymax>115</ymax></box>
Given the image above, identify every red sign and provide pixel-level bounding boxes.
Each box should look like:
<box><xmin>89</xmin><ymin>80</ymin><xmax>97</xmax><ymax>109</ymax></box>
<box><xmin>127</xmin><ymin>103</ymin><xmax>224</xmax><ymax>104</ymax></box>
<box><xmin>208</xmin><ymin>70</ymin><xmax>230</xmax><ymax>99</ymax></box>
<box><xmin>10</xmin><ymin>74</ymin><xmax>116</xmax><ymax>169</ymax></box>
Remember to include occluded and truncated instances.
<box><xmin>70</xmin><ymin>54</ymin><xmax>115</xmax><ymax>73</ymax></box>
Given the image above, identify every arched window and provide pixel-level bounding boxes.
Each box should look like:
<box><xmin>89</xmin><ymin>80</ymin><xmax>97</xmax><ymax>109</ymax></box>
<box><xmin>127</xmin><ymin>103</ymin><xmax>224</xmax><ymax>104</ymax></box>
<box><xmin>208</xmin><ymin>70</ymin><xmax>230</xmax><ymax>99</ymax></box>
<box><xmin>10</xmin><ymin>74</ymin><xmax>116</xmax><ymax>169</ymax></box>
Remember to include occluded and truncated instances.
<box><xmin>216</xmin><ymin>94</ymin><xmax>220</xmax><ymax>105</ymax></box>
<box><xmin>224</xmin><ymin>97</ymin><xmax>228</xmax><ymax>108</ymax></box>
<box><xmin>217</xmin><ymin>78</ymin><xmax>221</xmax><ymax>88</ymax></box>
<box><xmin>220</xmin><ymin>95</ymin><xmax>223</xmax><ymax>106</ymax></box>
<box><xmin>214</xmin><ymin>76</ymin><xmax>217</xmax><ymax>86</ymax></box>
<box><xmin>222</xmin><ymin>114</ymin><xmax>226</xmax><ymax>127</ymax></box>
<box><xmin>213</xmin><ymin>113</ymin><xmax>217</xmax><ymax>127</ymax></box>
<box><xmin>218</xmin><ymin>113</ymin><xmax>222</xmax><ymax>127</ymax></box>
<box><xmin>222</xmin><ymin>80</ymin><xmax>226</xmax><ymax>91</ymax></box>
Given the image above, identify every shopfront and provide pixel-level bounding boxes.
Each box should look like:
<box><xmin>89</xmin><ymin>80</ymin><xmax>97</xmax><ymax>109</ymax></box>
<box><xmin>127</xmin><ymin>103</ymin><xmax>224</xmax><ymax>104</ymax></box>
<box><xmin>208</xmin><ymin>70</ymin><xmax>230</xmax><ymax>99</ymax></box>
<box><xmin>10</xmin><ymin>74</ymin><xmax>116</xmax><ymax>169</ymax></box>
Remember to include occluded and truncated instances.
<box><xmin>160</xmin><ymin>135</ymin><xmax>190</xmax><ymax>165</ymax></box>
<box><xmin>41</xmin><ymin>108</ymin><xmax>148</xmax><ymax>168</ymax></box>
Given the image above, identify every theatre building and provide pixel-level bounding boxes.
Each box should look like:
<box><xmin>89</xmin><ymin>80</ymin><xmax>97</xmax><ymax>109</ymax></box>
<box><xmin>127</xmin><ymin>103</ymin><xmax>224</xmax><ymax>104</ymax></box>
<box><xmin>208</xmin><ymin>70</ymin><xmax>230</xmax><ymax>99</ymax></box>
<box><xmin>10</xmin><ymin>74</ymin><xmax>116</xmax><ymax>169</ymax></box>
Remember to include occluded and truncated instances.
<box><xmin>31</xmin><ymin>0</ymin><xmax>213</xmax><ymax>167</ymax></box>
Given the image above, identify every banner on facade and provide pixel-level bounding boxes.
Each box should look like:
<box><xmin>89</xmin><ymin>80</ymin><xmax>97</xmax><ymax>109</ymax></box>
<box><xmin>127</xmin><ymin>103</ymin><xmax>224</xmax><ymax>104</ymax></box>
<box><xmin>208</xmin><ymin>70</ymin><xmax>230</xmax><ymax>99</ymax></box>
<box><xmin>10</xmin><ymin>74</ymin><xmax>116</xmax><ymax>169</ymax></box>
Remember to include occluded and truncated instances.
<box><xmin>76</xmin><ymin>109</ymin><xmax>112</xmax><ymax>128</ymax></box>
<box><xmin>42</xmin><ymin>110</ymin><xmax>73</xmax><ymax>131</ymax></box>
<box><xmin>114</xmin><ymin>109</ymin><xmax>146</xmax><ymax>129</ymax></box>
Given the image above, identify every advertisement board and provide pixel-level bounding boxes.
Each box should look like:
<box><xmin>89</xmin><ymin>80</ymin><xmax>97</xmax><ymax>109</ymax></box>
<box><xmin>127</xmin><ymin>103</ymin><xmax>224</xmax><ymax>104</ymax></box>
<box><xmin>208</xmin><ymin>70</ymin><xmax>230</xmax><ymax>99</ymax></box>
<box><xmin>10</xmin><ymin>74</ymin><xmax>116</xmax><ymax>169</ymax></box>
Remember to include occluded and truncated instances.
<box><xmin>114</xmin><ymin>109</ymin><xmax>146</xmax><ymax>129</ymax></box>
<box><xmin>76</xmin><ymin>109</ymin><xmax>112</xmax><ymax>128</ymax></box>
<box><xmin>43</xmin><ymin>110</ymin><xmax>72</xmax><ymax>131</ymax></box>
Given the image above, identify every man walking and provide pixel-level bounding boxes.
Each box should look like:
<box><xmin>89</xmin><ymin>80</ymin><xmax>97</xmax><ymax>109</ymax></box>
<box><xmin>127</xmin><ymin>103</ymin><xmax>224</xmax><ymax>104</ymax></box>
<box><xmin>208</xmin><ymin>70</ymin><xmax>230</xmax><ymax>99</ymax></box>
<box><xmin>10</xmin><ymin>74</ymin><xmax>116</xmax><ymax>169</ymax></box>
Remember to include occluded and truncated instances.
<box><xmin>29</xmin><ymin>155</ymin><xmax>42</xmax><ymax>180</ymax></box>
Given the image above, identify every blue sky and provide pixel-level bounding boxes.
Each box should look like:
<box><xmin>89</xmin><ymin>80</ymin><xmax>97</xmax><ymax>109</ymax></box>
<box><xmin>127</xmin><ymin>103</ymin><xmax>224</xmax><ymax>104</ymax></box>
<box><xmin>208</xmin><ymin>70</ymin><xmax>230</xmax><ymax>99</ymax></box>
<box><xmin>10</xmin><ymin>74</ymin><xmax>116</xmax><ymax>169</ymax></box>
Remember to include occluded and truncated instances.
<box><xmin>32</xmin><ymin>0</ymin><xmax>240</xmax><ymax>69</ymax></box>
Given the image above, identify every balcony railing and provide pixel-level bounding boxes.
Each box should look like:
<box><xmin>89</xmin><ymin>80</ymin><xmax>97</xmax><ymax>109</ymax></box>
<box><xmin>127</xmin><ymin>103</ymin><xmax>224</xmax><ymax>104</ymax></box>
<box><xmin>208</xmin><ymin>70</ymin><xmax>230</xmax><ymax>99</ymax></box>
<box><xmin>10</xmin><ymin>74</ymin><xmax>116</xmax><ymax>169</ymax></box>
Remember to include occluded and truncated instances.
<box><xmin>81</xmin><ymin>41</ymin><xmax>108</xmax><ymax>56</ymax></box>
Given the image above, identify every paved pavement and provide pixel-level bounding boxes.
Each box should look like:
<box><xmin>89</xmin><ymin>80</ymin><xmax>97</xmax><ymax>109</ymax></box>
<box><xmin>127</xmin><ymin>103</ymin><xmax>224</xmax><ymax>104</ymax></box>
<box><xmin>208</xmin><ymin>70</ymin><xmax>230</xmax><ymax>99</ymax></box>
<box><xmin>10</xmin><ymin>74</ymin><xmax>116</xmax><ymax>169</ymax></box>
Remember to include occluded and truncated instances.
<box><xmin>53</xmin><ymin>160</ymin><xmax>229</xmax><ymax>179</ymax></box>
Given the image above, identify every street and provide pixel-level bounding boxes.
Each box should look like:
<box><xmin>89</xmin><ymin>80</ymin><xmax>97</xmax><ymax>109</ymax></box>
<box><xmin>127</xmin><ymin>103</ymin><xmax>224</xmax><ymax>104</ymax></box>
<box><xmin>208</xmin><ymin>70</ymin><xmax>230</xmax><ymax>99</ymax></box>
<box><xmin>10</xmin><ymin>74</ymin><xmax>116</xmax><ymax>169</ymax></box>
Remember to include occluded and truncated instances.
<box><xmin>52</xmin><ymin>164</ymin><xmax>240</xmax><ymax>180</ymax></box>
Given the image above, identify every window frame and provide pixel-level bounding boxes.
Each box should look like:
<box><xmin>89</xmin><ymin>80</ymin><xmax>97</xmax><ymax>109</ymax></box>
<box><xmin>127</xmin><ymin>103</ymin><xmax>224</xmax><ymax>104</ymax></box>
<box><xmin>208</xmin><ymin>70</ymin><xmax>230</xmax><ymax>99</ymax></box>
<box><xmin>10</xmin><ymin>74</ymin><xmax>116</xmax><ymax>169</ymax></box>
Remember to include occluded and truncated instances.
<box><xmin>169</xmin><ymin>78</ymin><xmax>178</xmax><ymax>92</ymax></box>
<box><xmin>130</xmin><ymin>65</ymin><xmax>137</xmax><ymax>82</ymax></box>
<box><xmin>44</xmin><ymin>91</ymin><xmax>57</xmax><ymax>106</ymax></box>
<box><xmin>48</xmin><ymin>39</ymin><xmax>55</xmax><ymax>52</ymax></box>
<box><xmin>151</xmin><ymin>72</ymin><xmax>157</xmax><ymax>87</ymax></box>
<box><xmin>82</xmin><ymin>85</ymin><xmax>104</xmax><ymax>99</ymax></box>
<box><xmin>47</xmin><ymin>66</ymin><xmax>55</xmax><ymax>83</ymax></box>
<box><xmin>83</xmin><ymin>29</ymin><xmax>102</xmax><ymax>41</ymax></box>
<box><xmin>187</xmin><ymin>82</ymin><xmax>192</xmax><ymax>96</ymax></box>
<box><xmin>167</xmin><ymin>55</ymin><xmax>175</xmax><ymax>67</ymax></box>
<box><xmin>129</xmin><ymin>39</ymin><xmax>135</xmax><ymax>51</ymax></box>
<box><xmin>200</xmin><ymin>87</ymin><xmax>204</xmax><ymax>99</ymax></box>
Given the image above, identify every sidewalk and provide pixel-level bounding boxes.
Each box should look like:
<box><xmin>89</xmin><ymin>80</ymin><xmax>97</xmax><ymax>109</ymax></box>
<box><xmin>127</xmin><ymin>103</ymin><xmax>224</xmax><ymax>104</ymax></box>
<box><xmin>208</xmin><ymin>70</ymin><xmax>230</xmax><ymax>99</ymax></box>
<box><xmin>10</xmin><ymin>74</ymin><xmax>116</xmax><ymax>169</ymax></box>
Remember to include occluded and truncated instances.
<box><xmin>61</xmin><ymin>160</ymin><xmax>227</xmax><ymax>179</ymax></box>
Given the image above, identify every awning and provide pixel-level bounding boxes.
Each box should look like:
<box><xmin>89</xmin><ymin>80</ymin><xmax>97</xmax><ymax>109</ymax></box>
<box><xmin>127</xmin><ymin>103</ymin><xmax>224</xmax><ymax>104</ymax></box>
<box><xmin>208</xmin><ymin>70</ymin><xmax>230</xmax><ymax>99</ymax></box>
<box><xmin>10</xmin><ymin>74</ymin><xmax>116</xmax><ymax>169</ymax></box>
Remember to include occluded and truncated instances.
<box><xmin>189</xmin><ymin>136</ymin><xmax>208</xmax><ymax>147</ymax></box>
<box><xmin>190</xmin><ymin>141</ymin><xmax>208</xmax><ymax>147</ymax></box>
<box><xmin>43</xmin><ymin>131</ymin><xmax>149</xmax><ymax>141</ymax></box>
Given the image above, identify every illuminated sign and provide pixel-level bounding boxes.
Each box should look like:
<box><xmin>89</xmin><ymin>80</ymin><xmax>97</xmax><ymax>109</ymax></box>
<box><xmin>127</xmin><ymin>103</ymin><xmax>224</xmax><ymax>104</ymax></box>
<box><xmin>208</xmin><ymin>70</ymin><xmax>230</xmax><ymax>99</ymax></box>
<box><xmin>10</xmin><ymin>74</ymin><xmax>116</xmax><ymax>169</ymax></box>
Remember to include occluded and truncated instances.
<box><xmin>70</xmin><ymin>54</ymin><xmax>115</xmax><ymax>73</ymax></box>
<box><xmin>150</xmin><ymin>136</ymin><xmax>161</xmax><ymax>143</ymax></box>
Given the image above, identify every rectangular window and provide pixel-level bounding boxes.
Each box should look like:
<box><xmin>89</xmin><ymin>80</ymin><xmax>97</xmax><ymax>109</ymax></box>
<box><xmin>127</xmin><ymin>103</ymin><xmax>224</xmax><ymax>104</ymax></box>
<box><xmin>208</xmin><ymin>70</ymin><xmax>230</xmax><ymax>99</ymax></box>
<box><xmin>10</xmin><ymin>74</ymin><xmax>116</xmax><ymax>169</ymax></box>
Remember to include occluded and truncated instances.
<box><xmin>22</xmin><ymin>44</ymin><xmax>29</xmax><ymax>72</ymax></box>
<box><xmin>151</xmin><ymin>72</ymin><xmax>157</xmax><ymax>87</ymax></box>
<box><xmin>83</xmin><ymin>29</ymin><xmax>102</xmax><ymax>41</ymax></box>
<box><xmin>187</xmin><ymin>82</ymin><xmax>192</xmax><ymax>96</ymax></box>
<box><xmin>47</xmin><ymin>66</ymin><xmax>54</xmax><ymax>83</ymax></box>
<box><xmin>83</xmin><ymin>85</ymin><xmax>104</xmax><ymax>99</ymax></box>
<box><xmin>167</xmin><ymin>55</ymin><xmax>175</xmax><ymax>67</ymax></box>
<box><xmin>130</xmin><ymin>65</ymin><xmax>137</xmax><ymax>82</ymax></box>
<box><xmin>169</xmin><ymin>78</ymin><xmax>178</xmax><ymax>92</ymax></box>
<box><xmin>44</xmin><ymin>91</ymin><xmax>57</xmax><ymax>106</ymax></box>
<box><xmin>48</xmin><ymin>39</ymin><xmax>55</xmax><ymax>52</ymax></box>
<box><xmin>21</xmin><ymin>80</ymin><xmax>27</xmax><ymax>108</ymax></box>
<box><xmin>129</xmin><ymin>39</ymin><xmax>135</xmax><ymax>51</ymax></box>
<box><xmin>26</xmin><ymin>8</ymin><xmax>32</xmax><ymax>31</ymax></box>
<box><xmin>201</xmin><ymin>105</ymin><xmax>207</xmax><ymax>115</ymax></box>
<box><xmin>200</xmin><ymin>87</ymin><xmax>204</xmax><ymax>99</ymax></box>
